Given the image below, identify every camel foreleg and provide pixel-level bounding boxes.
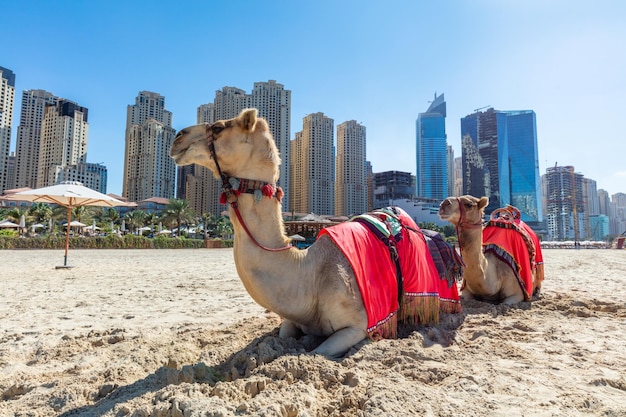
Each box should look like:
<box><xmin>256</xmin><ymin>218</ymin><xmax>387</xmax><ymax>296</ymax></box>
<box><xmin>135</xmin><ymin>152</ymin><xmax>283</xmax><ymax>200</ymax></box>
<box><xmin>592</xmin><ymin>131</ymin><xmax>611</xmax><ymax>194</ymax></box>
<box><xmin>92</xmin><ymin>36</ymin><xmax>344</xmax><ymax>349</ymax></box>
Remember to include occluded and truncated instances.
<box><xmin>312</xmin><ymin>326</ymin><xmax>367</xmax><ymax>358</ymax></box>
<box><xmin>279</xmin><ymin>319</ymin><xmax>303</xmax><ymax>339</ymax></box>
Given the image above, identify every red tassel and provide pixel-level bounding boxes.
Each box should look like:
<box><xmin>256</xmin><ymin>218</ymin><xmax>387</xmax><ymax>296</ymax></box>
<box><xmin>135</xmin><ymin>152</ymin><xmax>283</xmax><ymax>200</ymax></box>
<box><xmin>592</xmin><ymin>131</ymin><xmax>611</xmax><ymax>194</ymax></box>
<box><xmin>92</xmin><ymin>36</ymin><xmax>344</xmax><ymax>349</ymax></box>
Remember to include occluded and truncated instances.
<box><xmin>219</xmin><ymin>192</ymin><xmax>227</xmax><ymax>204</ymax></box>
<box><xmin>261</xmin><ymin>183</ymin><xmax>275</xmax><ymax>198</ymax></box>
<box><xmin>275</xmin><ymin>187</ymin><xmax>284</xmax><ymax>202</ymax></box>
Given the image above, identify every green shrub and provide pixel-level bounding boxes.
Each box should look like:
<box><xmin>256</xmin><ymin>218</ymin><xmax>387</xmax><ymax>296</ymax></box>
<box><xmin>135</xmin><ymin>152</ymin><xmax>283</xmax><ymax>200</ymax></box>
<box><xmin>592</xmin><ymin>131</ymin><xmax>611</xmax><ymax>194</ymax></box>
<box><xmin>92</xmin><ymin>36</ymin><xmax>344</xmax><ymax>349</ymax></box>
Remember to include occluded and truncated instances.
<box><xmin>0</xmin><ymin>235</ymin><xmax>210</xmax><ymax>249</ymax></box>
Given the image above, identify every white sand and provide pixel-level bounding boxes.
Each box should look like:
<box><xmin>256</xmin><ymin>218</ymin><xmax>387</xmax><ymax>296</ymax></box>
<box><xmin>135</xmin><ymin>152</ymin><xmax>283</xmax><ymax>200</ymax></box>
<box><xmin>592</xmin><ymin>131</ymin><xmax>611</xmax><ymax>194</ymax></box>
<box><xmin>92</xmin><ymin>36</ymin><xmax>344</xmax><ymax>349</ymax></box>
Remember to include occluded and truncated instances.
<box><xmin>1</xmin><ymin>248</ymin><xmax>625</xmax><ymax>416</ymax></box>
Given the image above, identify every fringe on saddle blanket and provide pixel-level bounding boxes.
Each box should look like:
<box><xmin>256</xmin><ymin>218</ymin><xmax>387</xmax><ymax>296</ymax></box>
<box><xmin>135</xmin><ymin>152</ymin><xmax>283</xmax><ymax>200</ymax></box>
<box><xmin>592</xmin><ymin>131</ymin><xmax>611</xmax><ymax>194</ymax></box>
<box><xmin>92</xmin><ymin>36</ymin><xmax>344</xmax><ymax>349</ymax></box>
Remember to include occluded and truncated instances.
<box><xmin>318</xmin><ymin>207</ymin><xmax>462</xmax><ymax>341</ymax></box>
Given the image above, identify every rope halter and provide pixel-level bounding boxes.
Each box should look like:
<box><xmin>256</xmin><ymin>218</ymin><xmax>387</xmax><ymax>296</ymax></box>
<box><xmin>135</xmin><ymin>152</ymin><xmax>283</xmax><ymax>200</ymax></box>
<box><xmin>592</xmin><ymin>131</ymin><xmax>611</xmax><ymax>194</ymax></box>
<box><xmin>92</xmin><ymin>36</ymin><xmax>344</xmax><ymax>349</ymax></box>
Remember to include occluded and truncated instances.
<box><xmin>205</xmin><ymin>122</ymin><xmax>291</xmax><ymax>252</ymax></box>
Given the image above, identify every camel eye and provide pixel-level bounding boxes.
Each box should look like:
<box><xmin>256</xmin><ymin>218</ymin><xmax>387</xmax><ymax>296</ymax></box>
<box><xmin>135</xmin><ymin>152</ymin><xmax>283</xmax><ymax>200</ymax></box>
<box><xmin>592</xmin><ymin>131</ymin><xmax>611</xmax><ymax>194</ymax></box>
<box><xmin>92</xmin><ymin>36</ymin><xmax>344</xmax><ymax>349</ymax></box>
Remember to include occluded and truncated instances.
<box><xmin>212</xmin><ymin>125</ymin><xmax>224</xmax><ymax>135</ymax></box>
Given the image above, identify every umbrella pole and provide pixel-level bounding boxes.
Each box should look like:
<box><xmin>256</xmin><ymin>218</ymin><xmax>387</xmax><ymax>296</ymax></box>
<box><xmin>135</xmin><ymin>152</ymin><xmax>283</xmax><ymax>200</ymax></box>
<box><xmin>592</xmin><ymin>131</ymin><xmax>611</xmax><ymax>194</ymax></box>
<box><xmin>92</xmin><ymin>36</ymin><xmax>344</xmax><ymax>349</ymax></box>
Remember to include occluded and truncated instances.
<box><xmin>64</xmin><ymin>206</ymin><xmax>71</xmax><ymax>266</ymax></box>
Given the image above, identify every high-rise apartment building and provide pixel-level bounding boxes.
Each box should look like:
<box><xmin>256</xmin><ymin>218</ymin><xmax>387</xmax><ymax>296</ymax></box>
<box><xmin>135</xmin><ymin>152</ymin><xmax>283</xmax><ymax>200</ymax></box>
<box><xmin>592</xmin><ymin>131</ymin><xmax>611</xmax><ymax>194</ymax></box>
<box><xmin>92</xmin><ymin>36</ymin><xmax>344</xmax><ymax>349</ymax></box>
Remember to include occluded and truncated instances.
<box><xmin>13</xmin><ymin>89</ymin><xmax>57</xmax><ymax>189</ymax></box>
<box><xmin>416</xmin><ymin>93</ymin><xmax>448</xmax><ymax>200</ymax></box>
<box><xmin>122</xmin><ymin>91</ymin><xmax>176</xmax><ymax>202</ymax></box>
<box><xmin>290</xmin><ymin>113</ymin><xmax>334</xmax><ymax>215</ymax></box>
<box><xmin>37</xmin><ymin>99</ymin><xmax>89</xmax><ymax>187</ymax></box>
<box><xmin>54</xmin><ymin>162</ymin><xmax>108</xmax><ymax>194</ymax></box>
<box><xmin>214</xmin><ymin>87</ymin><xmax>249</xmax><ymax>121</ymax></box>
<box><xmin>612</xmin><ymin>192</ymin><xmax>626</xmax><ymax>236</ymax></box>
<box><xmin>598</xmin><ymin>189</ymin><xmax>610</xmax><ymax>216</ymax></box>
<box><xmin>543</xmin><ymin>165</ymin><xmax>585</xmax><ymax>240</ymax></box>
<box><xmin>0</xmin><ymin>66</ymin><xmax>16</xmax><ymax>194</ymax></box>
<box><xmin>446</xmin><ymin>145</ymin><xmax>455</xmax><ymax>197</ymax></box>
<box><xmin>6</xmin><ymin>152</ymin><xmax>15</xmax><ymax>191</ymax></box>
<box><xmin>582</xmin><ymin>178</ymin><xmax>599</xmax><ymax>239</ymax></box>
<box><xmin>251</xmin><ymin>81</ymin><xmax>291</xmax><ymax>206</ymax></box>
<box><xmin>181</xmin><ymin>81</ymin><xmax>292</xmax><ymax>212</ymax></box>
<box><xmin>453</xmin><ymin>156</ymin><xmax>463</xmax><ymax>197</ymax></box>
<box><xmin>335</xmin><ymin>120</ymin><xmax>367</xmax><ymax>216</ymax></box>
<box><xmin>461</xmin><ymin>108</ymin><xmax>542</xmax><ymax>224</ymax></box>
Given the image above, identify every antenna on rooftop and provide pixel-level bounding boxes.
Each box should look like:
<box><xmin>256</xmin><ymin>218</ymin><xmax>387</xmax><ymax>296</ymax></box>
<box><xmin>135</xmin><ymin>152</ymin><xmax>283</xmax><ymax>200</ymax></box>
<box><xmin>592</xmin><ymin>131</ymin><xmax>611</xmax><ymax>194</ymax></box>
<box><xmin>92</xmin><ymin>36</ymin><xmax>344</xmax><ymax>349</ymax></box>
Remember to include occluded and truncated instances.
<box><xmin>473</xmin><ymin>105</ymin><xmax>490</xmax><ymax>112</ymax></box>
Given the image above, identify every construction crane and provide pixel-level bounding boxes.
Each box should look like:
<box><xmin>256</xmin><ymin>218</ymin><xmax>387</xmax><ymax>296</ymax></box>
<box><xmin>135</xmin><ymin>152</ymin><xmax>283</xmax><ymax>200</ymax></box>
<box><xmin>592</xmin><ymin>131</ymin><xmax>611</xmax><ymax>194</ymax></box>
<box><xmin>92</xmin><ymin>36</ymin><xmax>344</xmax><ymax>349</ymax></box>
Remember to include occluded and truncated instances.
<box><xmin>473</xmin><ymin>105</ymin><xmax>491</xmax><ymax>112</ymax></box>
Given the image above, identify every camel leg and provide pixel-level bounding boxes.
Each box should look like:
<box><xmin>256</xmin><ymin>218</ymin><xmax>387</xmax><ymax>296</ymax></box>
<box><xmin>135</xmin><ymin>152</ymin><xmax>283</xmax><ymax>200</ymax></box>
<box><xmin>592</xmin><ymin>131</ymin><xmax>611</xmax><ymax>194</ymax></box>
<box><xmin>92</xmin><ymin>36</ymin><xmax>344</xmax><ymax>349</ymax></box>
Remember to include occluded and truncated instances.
<box><xmin>312</xmin><ymin>327</ymin><xmax>368</xmax><ymax>358</ymax></box>
<box><xmin>460</xmin><ymin>288</ymin><xmax>475</xmax><ymax>300</ymax></box>
<box><xmin>279</xmin><ymin>319</ymin><xmax>303</xmax><ymax>339</ymax></box>
<box><xmin>501</xmin><ymin>293</ymin><xmax>524</xmax><ymax>305</ymax></box>
<box><xmin>532</xmin><ymin>286</ymin><xmax>542</xmax><ymax>300</ymax></box>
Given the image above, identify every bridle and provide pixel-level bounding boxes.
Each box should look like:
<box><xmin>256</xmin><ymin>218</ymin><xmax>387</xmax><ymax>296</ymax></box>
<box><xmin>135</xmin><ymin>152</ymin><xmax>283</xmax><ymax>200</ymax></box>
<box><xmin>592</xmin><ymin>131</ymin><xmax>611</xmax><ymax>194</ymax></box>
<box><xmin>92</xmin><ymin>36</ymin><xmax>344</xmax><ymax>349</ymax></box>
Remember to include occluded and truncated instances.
<box><xmin>454</xmin><ymin>197</ymin><xmax>484</xmax><ymax>251</ymax></box>
<box><xmin>206</xmin><ymin>123</ymin><xmax>292</xmax><ymax>252</ymax></box>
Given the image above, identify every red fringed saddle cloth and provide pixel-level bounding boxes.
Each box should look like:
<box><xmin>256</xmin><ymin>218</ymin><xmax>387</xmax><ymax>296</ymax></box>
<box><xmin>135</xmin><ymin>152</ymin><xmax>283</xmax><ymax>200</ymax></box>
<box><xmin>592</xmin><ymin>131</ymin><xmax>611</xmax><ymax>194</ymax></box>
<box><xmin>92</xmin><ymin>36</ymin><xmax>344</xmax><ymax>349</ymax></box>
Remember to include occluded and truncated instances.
<box><xmin>481</xmin><ymin>206</ymin><xmax>544</xmax><ymax>300</ymax></box>
<box><xmin>318</xmin><ymin>207</ymin><xmax>461</xmax><ymax>341</ymax></box>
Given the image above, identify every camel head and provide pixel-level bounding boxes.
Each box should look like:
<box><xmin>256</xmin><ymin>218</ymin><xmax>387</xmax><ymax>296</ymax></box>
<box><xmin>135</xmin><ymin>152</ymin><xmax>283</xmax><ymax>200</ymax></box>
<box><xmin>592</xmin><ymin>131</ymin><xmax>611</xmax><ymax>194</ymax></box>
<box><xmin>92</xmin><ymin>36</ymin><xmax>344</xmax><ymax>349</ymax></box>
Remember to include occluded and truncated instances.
<box><xmin>439</xmin><ymin>195</ymin><xmax>488</xmax><ymax>228</ymax></box>
<box><xmin>170</xmin><ymin>108</ymin><xmax>281</xmax><ymax>184</ymax></box>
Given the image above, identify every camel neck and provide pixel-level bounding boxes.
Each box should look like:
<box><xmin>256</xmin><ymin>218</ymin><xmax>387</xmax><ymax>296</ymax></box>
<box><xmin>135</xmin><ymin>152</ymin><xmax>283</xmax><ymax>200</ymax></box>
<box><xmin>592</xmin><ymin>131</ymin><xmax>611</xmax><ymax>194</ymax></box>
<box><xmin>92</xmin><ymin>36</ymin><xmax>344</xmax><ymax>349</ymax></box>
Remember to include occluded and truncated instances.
<box><xmin>458</xmin><ymin>227</ymin><xmax>485</xmax><ymax>268</ymax></box>
<box><xmin>228</xmin><ymin>193</ymin><xmax>292</xmax><ymax>252</ymax></box>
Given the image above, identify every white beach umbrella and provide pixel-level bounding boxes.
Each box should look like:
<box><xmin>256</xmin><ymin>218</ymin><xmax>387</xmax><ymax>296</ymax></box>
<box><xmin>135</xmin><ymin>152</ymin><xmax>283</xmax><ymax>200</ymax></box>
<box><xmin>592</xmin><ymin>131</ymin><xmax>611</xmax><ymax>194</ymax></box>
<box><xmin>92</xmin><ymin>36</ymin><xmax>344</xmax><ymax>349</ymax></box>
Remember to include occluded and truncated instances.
<box><xmin>63</xmin><ymin>220</ymin><xmax>87</xmax><ymax>227</ymax></box>
<box><xmin>0</xmin><ymin>220</ymin><xmax>20</xmax><ymax>228</ymax></box>
<box><xmin>4</xmin><ymin>181</ymin><xmax>126</xmax><ymax>268</ymax></box>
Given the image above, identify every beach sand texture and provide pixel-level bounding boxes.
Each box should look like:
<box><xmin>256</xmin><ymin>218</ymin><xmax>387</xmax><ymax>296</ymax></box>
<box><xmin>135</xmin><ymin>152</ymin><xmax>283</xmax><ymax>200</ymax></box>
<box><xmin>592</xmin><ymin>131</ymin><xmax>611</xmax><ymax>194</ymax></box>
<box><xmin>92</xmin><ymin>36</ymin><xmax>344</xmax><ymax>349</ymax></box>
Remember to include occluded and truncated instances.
<box><xmin>1</xmin><ymin>248</ymin><xmax>625</xmax><ymax>416</ymax></box>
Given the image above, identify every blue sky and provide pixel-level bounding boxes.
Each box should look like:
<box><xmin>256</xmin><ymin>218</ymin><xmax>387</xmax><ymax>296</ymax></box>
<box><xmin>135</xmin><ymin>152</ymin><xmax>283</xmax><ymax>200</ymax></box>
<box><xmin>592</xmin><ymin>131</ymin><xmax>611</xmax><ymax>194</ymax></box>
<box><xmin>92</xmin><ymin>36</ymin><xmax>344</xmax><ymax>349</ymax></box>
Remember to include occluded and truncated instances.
<box><xmin>4</xmin><ymin>1</ymin><xmax>626</xmax><ymax>196</ymax></box>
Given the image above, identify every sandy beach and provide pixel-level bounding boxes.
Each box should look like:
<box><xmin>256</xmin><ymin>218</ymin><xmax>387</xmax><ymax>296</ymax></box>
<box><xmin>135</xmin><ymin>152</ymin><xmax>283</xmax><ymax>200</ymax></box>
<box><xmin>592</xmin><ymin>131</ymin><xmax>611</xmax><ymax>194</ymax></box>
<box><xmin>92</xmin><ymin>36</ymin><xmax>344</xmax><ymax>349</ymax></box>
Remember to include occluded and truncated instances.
<box><xmin>1</xmin><ymin>247</ymin><xmax>625</xmax><ymax>416</ymax></box>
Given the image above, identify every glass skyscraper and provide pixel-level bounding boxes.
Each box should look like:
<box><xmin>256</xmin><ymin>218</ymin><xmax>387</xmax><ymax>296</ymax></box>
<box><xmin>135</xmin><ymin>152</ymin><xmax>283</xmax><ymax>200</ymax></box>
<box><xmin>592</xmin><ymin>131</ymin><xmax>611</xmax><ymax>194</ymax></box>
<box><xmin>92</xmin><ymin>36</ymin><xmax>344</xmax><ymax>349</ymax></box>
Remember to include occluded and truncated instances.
<box><xmin>461</xmin><ymin>108</ymin><xmax>542</xmax><ymax>223</ymax></box>
<box><xmin>416</xmin><ymin>93</ymin><xmax>447</xmax><ymax>200</ymax></box>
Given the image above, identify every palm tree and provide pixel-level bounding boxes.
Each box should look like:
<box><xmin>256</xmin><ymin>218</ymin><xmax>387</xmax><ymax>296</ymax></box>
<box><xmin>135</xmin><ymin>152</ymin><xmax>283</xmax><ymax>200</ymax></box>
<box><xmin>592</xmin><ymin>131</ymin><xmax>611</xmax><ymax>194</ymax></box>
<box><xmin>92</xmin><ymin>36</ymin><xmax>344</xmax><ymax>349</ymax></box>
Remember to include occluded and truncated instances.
<box><xmin>216</xmin><ymin>215</ymin><xmax>233</xmax><ymax>239</ymax></box>
<box><xmin>98</xmin><ymin>207</ymin><xmax>120</xmax><ymax>231</ymax></box>
<box><xmin>124</xmin><ymin>210</ymin><xmax>147</xmax><ymax>235</ymax></box>
<box><xmin>164</xmin><ymin>199</ymin><xmax>195</xmax><ymax>236</ymax></box>
<box><xmin>144</xmin><ymin>212</ymin><xmax>160</xmax><ymax>233</ymax></box>
<box><xmin>6</xmin><ymin>207</ymin><xmax>30</xmax><ymax>224</ymax></box>
<box><xmin>31</xmin><ymin>203</ymin><xmax>53</xmax><ymax>234</ymax></box>
<box><xmin>72</xmin><ymin>205</ymin><xmax>91</xmax><ymax>224</ymax></box>
<box><xmin>200</xmin><ymin>212</ymin><xmax>219</xmax><ymax>239</ymax></box>
<box><xmin>6</xmin><ymin>207</ymin><xmax>30</xmax><ymax>235</ymax></box>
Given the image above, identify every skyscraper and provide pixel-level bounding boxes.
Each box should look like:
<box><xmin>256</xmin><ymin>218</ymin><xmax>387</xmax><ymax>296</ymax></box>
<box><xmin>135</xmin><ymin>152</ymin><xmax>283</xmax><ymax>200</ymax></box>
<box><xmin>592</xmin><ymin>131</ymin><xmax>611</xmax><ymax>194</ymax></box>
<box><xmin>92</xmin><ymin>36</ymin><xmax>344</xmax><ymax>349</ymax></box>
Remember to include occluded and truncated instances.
<box><xmin>37</xmin><ymin>99</ymin><xmax>89</xmax><ymax>187</ymax></box>
<box><xmin>335</xmin><ymin>120</ymin><xmax>367</xmax><ymax>216</ymax></box>
<box><xmin>13</xmin><ymin>89</ymin><xmax>57</xmax><ymax>189</ymax></box>
<box><xmin>544</xmin><ymin>165</ymin><xmax>584</xmax><ymax>240</ymax></box>
<box><xmin>250</xmin><ymin>81</ymin><xmax>291</xmax><ymax>206</ymax></box>
<box><xmin>446</xmin><ymin>145</ymin><xmax>455</xmax><ymax>197</ymax></box>
<box><xmin>461</xmin><ymin>108</ymin><xmax>542</xmax><ymax>223</ymax></box>
<box><xmin>0</xmin><ymin>66</ymin><xmax>16</xmax><ymax>194</ymax></box>
<box><xmin>290</xmin><ymin>113</ymin><xmax>335</xmax><ymax>215</ymax></box>
<box><xmin>416</xmin><ymin>93</ymin><xmax>448</xmax><ymax>200</ymax></box>
<box><xmin>123</xmin><ymin>91</ymin><xmax>176</xmax><ymax>202</ymax></box>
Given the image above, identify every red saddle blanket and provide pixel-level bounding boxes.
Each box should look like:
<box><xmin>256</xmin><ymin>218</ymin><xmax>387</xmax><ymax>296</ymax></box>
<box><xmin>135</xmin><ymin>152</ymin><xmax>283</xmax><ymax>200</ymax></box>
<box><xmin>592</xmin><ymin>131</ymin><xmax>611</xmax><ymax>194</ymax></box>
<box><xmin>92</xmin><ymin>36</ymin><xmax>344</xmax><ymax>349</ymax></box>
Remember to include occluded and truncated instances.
<box><xmin>318</xmin><ymin>207</ymin><xmax>461</xmax><ymax>340</ymax></box>
<box><xmin>482</xmin><ymin>220</ymin><xmax>537</xmax><ymax>301</ymax></box>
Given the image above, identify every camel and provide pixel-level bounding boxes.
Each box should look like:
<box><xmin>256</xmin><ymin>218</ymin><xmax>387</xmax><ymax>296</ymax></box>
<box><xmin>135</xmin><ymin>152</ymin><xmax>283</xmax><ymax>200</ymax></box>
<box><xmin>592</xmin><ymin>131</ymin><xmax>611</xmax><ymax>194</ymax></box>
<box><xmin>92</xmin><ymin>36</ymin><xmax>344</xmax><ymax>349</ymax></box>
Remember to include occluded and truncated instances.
<box><xmin>170</xmin><ymin>108</ymin><xmax>460</xmax><ymax>357</ymax></box>
<box><xmin>438</xmin><ymin>195</ymin><xmax>544</xmax><ymax>304</ymax></box>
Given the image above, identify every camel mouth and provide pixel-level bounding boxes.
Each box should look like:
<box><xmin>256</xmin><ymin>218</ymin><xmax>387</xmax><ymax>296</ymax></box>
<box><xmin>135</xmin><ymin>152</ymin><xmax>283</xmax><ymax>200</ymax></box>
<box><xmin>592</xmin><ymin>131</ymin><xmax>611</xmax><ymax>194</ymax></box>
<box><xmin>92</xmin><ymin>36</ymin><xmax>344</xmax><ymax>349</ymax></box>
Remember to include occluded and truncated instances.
<box><xmin>169</xmin><ymin>146</ymin><xmax>184</xmax><ymax>163</ymax></box>
<box><xmin>438</xmin><ymin>199</ymin><xmax>454</xmax><ymax>219</ymax></box>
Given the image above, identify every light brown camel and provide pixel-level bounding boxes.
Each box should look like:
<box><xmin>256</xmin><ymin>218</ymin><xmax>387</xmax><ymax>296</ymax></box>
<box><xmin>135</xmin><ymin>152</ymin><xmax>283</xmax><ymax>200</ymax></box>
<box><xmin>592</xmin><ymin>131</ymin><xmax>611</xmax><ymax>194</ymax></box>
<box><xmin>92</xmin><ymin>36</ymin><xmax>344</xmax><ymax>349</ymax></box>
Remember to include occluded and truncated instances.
<box><xmin>170</xmin><ymin>108</ymin><xmax>458</xmax><ymax>357</ymax></box>
<box><xmin>438</xmin><ymin>195</ymin><xmax>543</xmax><ymax>304</ymax></box>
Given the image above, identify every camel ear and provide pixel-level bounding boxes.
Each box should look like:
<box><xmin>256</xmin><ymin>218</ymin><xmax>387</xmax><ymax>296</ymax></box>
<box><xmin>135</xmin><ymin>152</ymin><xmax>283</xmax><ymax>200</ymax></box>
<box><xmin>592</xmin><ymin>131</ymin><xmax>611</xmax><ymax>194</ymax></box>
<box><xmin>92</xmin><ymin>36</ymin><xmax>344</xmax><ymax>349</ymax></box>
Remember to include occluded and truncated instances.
<box><xmin>239</xmin><ymin>108</ymin><xmax>258</xmax><ymax>132</ymax></box>
<box><xmin>478</xmin><ymin>196</ymin><xmax>489</xmax><ymax>209</ymax></box>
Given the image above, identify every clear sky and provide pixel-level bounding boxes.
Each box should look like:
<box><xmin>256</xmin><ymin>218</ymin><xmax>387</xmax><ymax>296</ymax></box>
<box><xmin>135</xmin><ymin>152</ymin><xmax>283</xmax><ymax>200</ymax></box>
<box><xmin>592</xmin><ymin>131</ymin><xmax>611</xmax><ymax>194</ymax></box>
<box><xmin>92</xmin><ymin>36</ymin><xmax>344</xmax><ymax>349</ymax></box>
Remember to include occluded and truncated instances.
<box><xmin>4</xmin><ymin>0</ymin><xmax>626</xmax><ymax>197</ymax></box>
